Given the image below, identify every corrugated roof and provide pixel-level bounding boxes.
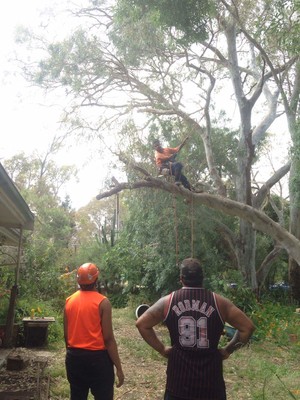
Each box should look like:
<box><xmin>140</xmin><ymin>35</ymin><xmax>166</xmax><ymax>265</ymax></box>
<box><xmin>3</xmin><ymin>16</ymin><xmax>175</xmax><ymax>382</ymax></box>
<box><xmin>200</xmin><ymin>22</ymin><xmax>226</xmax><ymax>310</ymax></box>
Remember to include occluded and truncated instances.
<box><xmin>0</xmin><ymin>163</ymin><xmax>34</xmax><ymax>245</ymax></box>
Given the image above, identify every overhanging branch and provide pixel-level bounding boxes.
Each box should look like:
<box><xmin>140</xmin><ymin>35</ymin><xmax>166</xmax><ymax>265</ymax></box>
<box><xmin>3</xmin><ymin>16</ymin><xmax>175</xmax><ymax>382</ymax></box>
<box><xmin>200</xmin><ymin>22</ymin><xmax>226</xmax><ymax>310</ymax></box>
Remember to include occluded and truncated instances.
<box><xmin>96</xmin><ymin>179</ymin><xmax>300</xmax><ymax>264</ymax></box>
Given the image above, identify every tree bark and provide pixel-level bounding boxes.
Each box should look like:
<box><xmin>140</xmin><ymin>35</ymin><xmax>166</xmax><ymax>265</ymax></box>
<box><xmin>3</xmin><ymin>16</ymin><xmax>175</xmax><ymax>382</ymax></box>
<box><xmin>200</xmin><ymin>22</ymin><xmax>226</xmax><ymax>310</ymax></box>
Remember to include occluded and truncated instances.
<box><xmin>225</xmin><ymin>20</ymin><xmax>258</xmax><ymax>288</ymax></box>
<box><xmin>96</xmin><ymin>178</ymin><xmax>300</xmax><ymax>266</ymax></box>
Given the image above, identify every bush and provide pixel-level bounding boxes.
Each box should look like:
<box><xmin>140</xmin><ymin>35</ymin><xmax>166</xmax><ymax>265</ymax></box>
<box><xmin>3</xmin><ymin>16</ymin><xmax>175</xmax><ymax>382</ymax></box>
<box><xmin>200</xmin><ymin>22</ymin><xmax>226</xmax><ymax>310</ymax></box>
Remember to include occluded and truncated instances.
<box><xmin>207</xmin><ymin>274</ymin><xmax>258</xmax><ymax>314</ymax></box>
<box><xmin>13</xmin><ymin>298</ymin><xmax>64</xmax><ymax>346</ymax></box>
<box><xmin>108</xmin><ymin>291</ymin><xmax>128</xmax><ymax>308</ymax></box>
<box><xmin>250</xmin><ymin>302</ymin><xmax>300</xmax><ymax>344</ymax></box>
<box><xmin>0</xmin><ymin>297</ymin><xmax>9</xmax><ymax>324</ymax></box>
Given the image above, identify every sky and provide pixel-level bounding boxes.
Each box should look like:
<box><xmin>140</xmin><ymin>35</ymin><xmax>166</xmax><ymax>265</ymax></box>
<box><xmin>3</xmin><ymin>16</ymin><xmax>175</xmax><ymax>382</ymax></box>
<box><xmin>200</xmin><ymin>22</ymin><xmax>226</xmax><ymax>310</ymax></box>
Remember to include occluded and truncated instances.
<box><xmin>0</xmin><ymin>0</ymin><xmax>62</xmax><ymax>155</ymax></box>
<box><xmin>0</xmin><ymin>1</ymin><xmax>291</xmax><ymax>209</ymax></box>
<box><xmin>0</xmin><ymin>0</ymin><xmax>112</xmax><ymax>210</ymax></box>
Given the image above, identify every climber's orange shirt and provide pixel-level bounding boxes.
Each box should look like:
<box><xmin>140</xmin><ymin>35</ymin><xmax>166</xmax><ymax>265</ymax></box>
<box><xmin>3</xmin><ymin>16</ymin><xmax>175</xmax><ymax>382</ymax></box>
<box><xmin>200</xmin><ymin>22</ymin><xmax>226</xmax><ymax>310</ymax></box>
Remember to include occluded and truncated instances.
<box><xmin>155</xmin><ymin>146</ymin><xmax>179</xmax><ymax>167</ymax></box>
<box><xmin>65</xmin><ymin>290</ymin><xmax>106</xmax><ymax>350</ymax></box>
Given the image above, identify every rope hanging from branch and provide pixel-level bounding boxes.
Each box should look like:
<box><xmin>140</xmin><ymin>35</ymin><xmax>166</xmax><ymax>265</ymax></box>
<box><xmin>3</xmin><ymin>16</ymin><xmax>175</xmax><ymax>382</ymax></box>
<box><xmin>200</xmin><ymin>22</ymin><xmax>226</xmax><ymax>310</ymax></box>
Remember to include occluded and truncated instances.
<box><xmin>190</xmin><ymin>195</ymin><xmax>195</xmax><ymax>258</ymax></box>
<box><xmin>173</xmin><ymin>192</ymin><xmax>179</xmax><ymax>266</ymax></box>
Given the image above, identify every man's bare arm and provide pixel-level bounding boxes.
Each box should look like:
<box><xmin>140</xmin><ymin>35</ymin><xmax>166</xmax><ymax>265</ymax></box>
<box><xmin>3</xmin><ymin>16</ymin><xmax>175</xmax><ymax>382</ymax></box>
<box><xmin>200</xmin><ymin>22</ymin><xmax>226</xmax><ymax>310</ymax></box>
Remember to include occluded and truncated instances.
<box><xmin>100</xmin><ymin>299</ymin><xmax>124</xmax><ymax>387</ymax></box>
<box><xmin>136</xmin><ymin>297</ymin><xmax>172</xmax><ymax>358</ymax></box>
<box><xmin>216</xmin><ymin>294</ymin><xmax>255</xmax><ymax>359</ymax></box>
<box><xmin>63</xmin><ymin>307</ymin><xmax>68</xmax><ymax>348</ymax></box>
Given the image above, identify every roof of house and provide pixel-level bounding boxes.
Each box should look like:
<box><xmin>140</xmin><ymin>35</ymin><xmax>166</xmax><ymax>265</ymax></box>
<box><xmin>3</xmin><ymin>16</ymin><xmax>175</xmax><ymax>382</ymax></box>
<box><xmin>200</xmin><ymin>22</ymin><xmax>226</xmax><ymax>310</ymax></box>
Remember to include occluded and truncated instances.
<box><xmin>0</xmin><ymin>163</ymin><xmax>34</xmax><ymax>245</ymax></box>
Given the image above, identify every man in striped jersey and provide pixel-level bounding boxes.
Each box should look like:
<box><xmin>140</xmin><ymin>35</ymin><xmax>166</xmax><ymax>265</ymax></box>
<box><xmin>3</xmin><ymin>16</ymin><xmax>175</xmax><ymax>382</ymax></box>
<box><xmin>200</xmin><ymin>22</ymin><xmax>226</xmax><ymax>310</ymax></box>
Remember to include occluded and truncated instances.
<box><xmin>136</xmin><ymin>258</ymin><xmax>255</xmax><ymax>400</ymax></box>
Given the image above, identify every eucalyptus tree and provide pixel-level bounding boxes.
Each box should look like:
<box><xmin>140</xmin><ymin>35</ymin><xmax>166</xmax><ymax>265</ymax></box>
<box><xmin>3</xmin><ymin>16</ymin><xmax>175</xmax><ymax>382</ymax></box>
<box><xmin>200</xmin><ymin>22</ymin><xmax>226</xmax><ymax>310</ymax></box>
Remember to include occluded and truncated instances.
<box><xmin>218</xmin><ymin>0</ymin><xmax>300</xmax><ymax>300</ymax></box>
<box><xmin>19</xmin><ymin>0</ymin><xmax>297</xmax><ymax>295</ymax></box>
<box><xmin>111</xmin><ymin>0</ymin><xmax>295</xmax><ymax>293</ymax></box>
<box><xmin>3</xmin><ymin>148</ymin><xmax>77</xmax><ymax>299</ymax></box>
<box><xmin>74</xmin><ymin>195</ymin><xmax>125</xmax><ymax>246</ymax></box>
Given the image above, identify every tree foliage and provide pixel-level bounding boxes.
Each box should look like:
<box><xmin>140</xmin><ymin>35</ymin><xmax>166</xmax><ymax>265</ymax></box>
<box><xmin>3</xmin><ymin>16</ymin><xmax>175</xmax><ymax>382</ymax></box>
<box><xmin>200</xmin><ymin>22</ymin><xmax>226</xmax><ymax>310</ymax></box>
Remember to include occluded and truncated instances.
<box><xmin>2</xmin><ymin>151</ymin><xmax>77</xmax><ymax>302</ymax></box>
<box><xmin>15</xmin><ymin>0</ymin><xmax>300</xmax><ymax>299</ymax></box>
<box><xmin>112</xmin><ymin>0</ymin><xmax>214</xmax><ymax>51</ymax></box>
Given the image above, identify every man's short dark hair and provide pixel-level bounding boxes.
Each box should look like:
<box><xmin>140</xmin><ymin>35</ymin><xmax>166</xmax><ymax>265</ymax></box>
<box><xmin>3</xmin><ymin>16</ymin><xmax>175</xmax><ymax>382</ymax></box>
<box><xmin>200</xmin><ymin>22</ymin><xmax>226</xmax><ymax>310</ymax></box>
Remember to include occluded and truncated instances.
<box><xmin>80</xmin><ymin>280</ymin><xmax>98</xmax><ymax>291</ymax></box>
<box><xmin>180</xmin><ymin>258</ymin><xmax>203</xmax><ymax>287</ymax></box>
<box><xmin>153</xmin><ymin>139</ymin><xmax>160</xmax><ymax>146</ymax></box>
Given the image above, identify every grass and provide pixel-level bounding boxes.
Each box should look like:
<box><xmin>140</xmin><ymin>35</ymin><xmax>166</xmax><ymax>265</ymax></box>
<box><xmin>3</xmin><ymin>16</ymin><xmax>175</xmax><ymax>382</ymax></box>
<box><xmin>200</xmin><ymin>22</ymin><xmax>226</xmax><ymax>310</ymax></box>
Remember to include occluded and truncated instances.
<box><xmin>45</xmin><ymin>306</ymin><xmax>300</xmax><ymax>400</ymax></box>
<box><xmin>223</xmin><ymin>340</ymin><xmax>300</xmax><ymax>399</ymax></box>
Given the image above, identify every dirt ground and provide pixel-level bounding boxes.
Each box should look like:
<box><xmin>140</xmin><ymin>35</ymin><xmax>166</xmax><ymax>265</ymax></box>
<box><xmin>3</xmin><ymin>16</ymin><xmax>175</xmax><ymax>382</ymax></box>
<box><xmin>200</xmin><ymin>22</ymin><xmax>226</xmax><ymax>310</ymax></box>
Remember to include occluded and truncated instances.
<box><xmin>0</xmin><ymin>318</ymin><xmax>167</xmax><ymax>400</ymax></box>
<box><xmin>0</xmin><ymin>312</ymin><xmax>299</xmax><ymax>400</ymax></box>
<box><xmin>0</xmin><ymin>322</ymin><xmax>245</xmax><ymax>400</ymax></box>
<box><xmin>114</xmin><ymin>324</ymin><xmax>167</xmax><ymax>400</ymax></box>
<box><xmin>0</xmin><ymin>347</ymin><xmax>55</xmax><ymax>400</ymax></box>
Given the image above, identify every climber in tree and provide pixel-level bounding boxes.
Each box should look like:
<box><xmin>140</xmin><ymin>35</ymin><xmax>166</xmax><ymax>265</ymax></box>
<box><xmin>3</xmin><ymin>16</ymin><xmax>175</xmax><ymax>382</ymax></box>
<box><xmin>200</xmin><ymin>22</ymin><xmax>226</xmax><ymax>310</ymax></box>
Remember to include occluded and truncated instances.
<box><xmin>153</xmin><ymin>137</ymin><xmax>193</xmax><ymax>190</ymax></box>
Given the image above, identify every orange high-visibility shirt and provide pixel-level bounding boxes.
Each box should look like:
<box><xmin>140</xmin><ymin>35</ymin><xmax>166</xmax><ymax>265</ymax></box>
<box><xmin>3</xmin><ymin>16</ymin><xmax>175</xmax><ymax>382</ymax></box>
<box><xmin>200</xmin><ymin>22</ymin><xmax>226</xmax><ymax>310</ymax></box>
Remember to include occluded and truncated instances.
<box><xmin>65</xmin><ymin>290</ymin><xmax>106</xmax><ymax>350</ymax></box>
<box><xmin>155</xmin><ymin>146</ymin><xmax>179</xmax><ymax>167</ymax></box>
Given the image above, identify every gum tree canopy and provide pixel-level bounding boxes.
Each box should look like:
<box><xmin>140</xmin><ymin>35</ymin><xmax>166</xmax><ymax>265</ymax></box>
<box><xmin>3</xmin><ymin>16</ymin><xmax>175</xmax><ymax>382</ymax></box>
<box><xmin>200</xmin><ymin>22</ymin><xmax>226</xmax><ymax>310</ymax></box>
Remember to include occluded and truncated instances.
<box><xmin>22</xmin><ymin>0</ymin><xmax>300</xmax><ymax>298</ymax></box>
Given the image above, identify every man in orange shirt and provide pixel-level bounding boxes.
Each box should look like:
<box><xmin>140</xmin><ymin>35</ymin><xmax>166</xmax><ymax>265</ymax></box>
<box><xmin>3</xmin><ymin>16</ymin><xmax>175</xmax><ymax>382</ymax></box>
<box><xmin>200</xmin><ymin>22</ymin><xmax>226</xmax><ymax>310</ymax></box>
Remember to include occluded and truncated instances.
<box><xmin>153</xmin><ymin>137</ymin><xmax>192</xmax><ymax>190</ymax></box>
<box><xmin>64</xmin><ymin>263</ymin><xmax>124</xmax><ymax>400</ymax></box>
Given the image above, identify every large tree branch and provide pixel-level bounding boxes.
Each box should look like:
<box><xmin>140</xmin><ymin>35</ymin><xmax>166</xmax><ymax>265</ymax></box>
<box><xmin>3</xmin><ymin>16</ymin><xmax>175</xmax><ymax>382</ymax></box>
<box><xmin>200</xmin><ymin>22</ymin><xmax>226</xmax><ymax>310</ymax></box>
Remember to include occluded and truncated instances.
<box><xmin>256</xmin><ymin>246</ymin><xmax>283</xmax><ymax>289</ymax></box>
<box><xmin>96</xmin><ymin>178</ymin><xmax>300</xmax><ymax>264</ymax></box>
<box><xmin>290</xmin><ymin>61</ymin><xmax>300</xmax><ymax>116</ymax></box>
<box><xmin>219</xmin><ymin>0</ymin><xmax>299</xmax><ymax>115</ymax></box>
<box><xmin>252</xmin><ymin>89</ymin><xmax>280</xmax><ymax>145</ymax></box>
<box><xmin>185</xmin><ymin>54</ymin><xmax>226</xmax><ymax>196</ymax></box>
<box><xmin>253</xmin><ymin>162</ymin><xmax>291</xmax><ymax>209</ymax></box>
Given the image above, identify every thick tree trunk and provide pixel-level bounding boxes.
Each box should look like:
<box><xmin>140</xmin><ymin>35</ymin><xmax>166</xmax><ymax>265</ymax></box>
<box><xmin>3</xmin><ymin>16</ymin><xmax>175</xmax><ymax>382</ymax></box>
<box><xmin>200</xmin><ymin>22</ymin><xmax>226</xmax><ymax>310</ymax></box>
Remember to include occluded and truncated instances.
<box><xmin>235</xmin><ymin>114</ymin><xmax>257</xmax><ymax>289</ymax></box>
<box><xmin>236</xmin><ymin>128</ymin><xmax>257</xmax><ymax>290</ymax></box>
<box><xmin>289</xmin><ymin>260</ymin><xmax>300</xmax><ymax>302</ymax></box>
<box><xmin>237</xmin><ymin>223</ymin><xmax>257</xmax><ymax>288</ymax></box>
<box><xmin>225</xmin><ymin>20</ymin><xmax>258</xmax><ymax>289</ymax></box>
<box><xmin>256</xmin><ymin>247</ymin><xmax>283</xmax><ymax>290</ymax></box>
<box><xmin>289</xmin><ymin>160</ymin><xmax>300</xmax><ymax>302</ymax></box>
<box><xmin>287</xmin><ymin>61</ymin><xmax>300</xmax><ymax>302</ymax></box>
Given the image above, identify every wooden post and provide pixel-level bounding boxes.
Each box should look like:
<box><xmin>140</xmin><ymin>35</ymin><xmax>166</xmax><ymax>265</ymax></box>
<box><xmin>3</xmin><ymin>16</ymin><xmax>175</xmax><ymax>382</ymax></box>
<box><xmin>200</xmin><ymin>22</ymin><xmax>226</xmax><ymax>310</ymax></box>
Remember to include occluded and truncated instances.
<box><xmin>3</xmin><ymin>227</ymin><xmax>23</xmax><ymax>348</ymax></box>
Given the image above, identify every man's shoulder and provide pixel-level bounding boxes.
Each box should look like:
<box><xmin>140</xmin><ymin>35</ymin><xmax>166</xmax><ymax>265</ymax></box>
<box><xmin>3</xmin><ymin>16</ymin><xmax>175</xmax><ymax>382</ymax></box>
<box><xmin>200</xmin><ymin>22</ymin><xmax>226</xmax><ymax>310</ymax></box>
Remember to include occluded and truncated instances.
<box><xmin>67</xmin><ymin>290</ymin><xmax>106</xmax><ymax>299</ymax></box>
<box><xmin>66</xmin><ymin>289</ymin><xmax>80</xmax><ymax>301</ymax></box>
<box><xmin>92</xmin><ymin>291</ymin><xmax>107</xmax><ymax>301</ymax></box>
